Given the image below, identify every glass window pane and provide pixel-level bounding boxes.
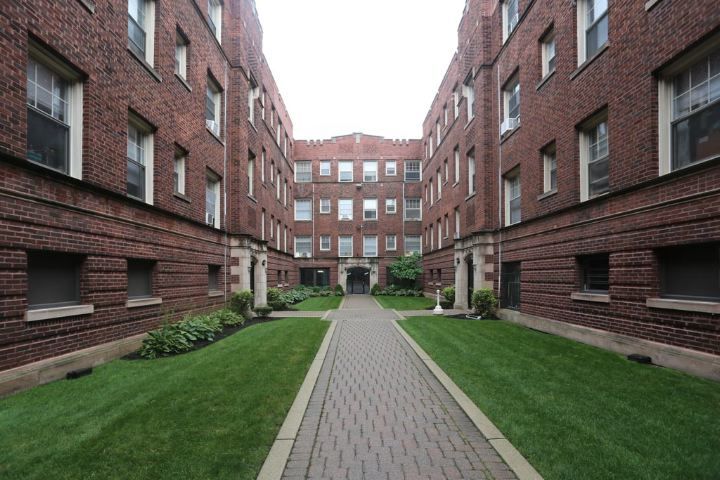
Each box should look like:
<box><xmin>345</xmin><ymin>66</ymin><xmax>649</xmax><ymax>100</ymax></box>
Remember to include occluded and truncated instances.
<box><xmin>27</xmin><ymin>253</ymin><xmax>81</xmax><ymax>308</ymax></box>
<box><xmin>27</xmin><ymin>108</ymin><xmax>69</xmax><ymax>172</ymax></box>
<box><xmin>127</xmin><ymin>160</ymin><xmax>145</xmax><ymax>199</ymax></box>
<box><xmin>672</xmin><ymin>102</ymin><xmax>720</xmax><ymax>169</ymax></box>
<box><xmin>128</xmin><ymin>260</ymin><xmax>153</xmax><ymax>299</ymax></box>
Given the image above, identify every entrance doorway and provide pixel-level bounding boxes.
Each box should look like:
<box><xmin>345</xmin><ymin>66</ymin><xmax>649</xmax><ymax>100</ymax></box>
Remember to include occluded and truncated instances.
<box><xmin>466</xmin><ymin>256</ymin><xmax>474</xmax><ymax>309</ymax></box>
<box><xmin>347</xmin><ymin>267</ymin><xmax>370</xmax><ymax>294</ymax></box>
<box><xmin>250</xmin><ymin>260</ymin><xmax>256</xmax><ymax>294</ymax></box>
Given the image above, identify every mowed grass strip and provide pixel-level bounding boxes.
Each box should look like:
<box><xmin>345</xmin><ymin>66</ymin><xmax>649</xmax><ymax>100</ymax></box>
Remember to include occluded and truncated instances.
<box><xmin>293</xmin><ymin>296</ymin><xmax>343</xmax><ymax>311</ymax></box>
<box><xmin>0</xmin><ymin>318</ymin><xmax>329</xmax><ymax>480</ymax></box>
<box><xmin>400</xmin><ymin>317</ymin><xmax>720</xmax><ymax>480</ymax></box>
<box><xmin>374</xmin><ymin>295</ymin><xmax>435</xmax><ymax>310</ymax></box>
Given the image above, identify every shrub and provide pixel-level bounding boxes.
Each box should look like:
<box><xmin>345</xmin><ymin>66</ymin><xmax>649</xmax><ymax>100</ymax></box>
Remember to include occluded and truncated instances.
<box><xmin>210</xmin><ymin>308</ymin><xmax>245</xmax><ymax>327</ymax></box>
<box><xmin>178</xmin><ymin>315</ymin><xmax>222</xmax><ymax>342</ymax></box>
<box><xmin>267</xmin><ymin>288</ymin><xmax>283</xmax><ymax>303</ymax></box>
<box><xmin>139</xmin><ymin>322</ymin><xmax>193</xmax><ymax>359</ymax></box>
<box><xmin>388</xmin><ymin>253</ymin><xmax>423</xmax><ymax>288</ymax></box>
<box><xmin>370</xmin><ymin>283</ymin><xmax>382</xmax><ymax>296</ymax></box>
<box><xmin>268</xmin><ymin>300</ymin><xmax>288</xmax><ymax>311</ymax></box>
<box><xmin>230</xmin><ymin>290</ymin><xmax>254</xmax><ymax>318</ymax></box>
<box><xmin>253</xmin><ymin>305</ymin><xmax>273</xmax><ymax>318</ymax></box>
<box><xmin>334</xmin><ymin>284</ymin><xmax>345</xmax><ymax>296</ymax></box>
<box><xmin>471</xmin><ymin>289</ymin><xmax>498</xmax><ymax>318</ymax></box>
<box><xmin>442</xmin><ymin>286</ymin><xmax>456</xmax><ymax>305</ymax></box>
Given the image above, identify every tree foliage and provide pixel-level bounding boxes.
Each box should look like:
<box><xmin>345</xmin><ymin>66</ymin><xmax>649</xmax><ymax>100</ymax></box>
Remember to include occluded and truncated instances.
<box><xmin>389</xmin><ymin>253</ymin><xmax>423</xmax><ymax>287</ymax></box>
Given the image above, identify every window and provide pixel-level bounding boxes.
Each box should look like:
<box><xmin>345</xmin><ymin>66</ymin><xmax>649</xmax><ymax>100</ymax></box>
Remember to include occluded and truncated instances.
<box><xmin>454</xmin><ymin>208</ymin><xmax>460</xmax><ymax>238</ymax></box>
<box><xmin>261</xmin><ymin>149</ymin><xmax>266</xmax><ymax>182</ymax></box>
<box><xmin>174</xmin><ymin>147</ymin><xmax>186</xmax><ymax>195</ymax></box>
<box><xmin>320</xmin><ymin>160</ymin><xmax>331</xmax><ymax>176</ymax></box>
<box><xmin>404</xmin><ymin>198</ymin><xmax>422</xmax><ymax>220</ymax></box>
<box><xmin>260</xmin><ymin>89</ymin><xmax>266</xmax><ymax>121</ymax></box>
<box><xmin>270</xmin><ymin>161</ymin><xmax>275</xmax><ymax>183</ymax></box>
<box><xmin>454</xmin><ymin>147</ymin><xmax>460</xmax><ymax>184</ymax></box>
<box><xmin>175</xmin><ymin>30</ymin><xmax>188</xmax><ymax>80</ymax></box>
<box><xmin>276</xmin><ymin>171</ymin><xmax>281</xmax><ymax>199</ymax></box>
<box><xmin>386</xmin><ymin>198</ymin><xmax>397</xmax><ymax>214</ymax></box>
<box><xmin>580</xmin><ymin>115</ymin><xmax>609</xmax><ymax>200</ymax></box>
<box><xmin>295</xmin><ymin>236</ymin><xmax>312</xmax><ymax>258</ymax></box>
<box><xmin>284</xmin><ymin>135</ymin><xmax>288</xmax><ymax>158</ymax></box>
<box><xmin>277</xmin><ymin>121</ymin><xmax>282</xmax><ymax>145</ymax></box>
<box><xmin>542</xmin><ymin>31</ymin><xmax>556</xmax><ymax>77</ymax></box>
<box><xmin>270</xmin><ymin>105</ymin><xmax>275</xmax><ymax>128</ymax></box>
<box><xmin>26</xmin><ymin>50</ymin><xmax>82</xmax><ymax>178</ymax></box>
<box><xmin>295</xmin><ymin>161</ymin><xmax>311</xmax><ymax>182</ymax></box>
<box><xmin>428</xmin><ymin>135</ymin><xmax>434</xmax><ymax>158</ymax></box>
<box><xmin>339</xmin><ymin>236</ymin><xmax>353</xmax><ymax>257</ymax></box>
<box><xmin>127</xmin><ymin>115</ymin><xmax>153</xmax><ymax>203</ymax></box>
<box><xmin>276</xmin><ymin>221</ymin><xmax>280</xmax><ymax>244</ymax></box>
<box><xmin>247</xmin><ymin>152</ymin><xmax>255</xmax><ymax>197</ymax></box>
<box><xmin>665</xmin><ymin>49</ymin><xmax>720</xmax><ymax>171</ymax></box>
<box><xmin>208</xmin><ymin>0</ymin><xmax>222</xmax><ymax>43</ymax></box>
<box><xmin>453</xmin><ymin>88</ymin><xmax>461</xmax><ymax>119</ymax></box>
<box><xmin>128</xmin><ymin>0</ymin><xmax>155</xmax><ymax>65</ymax></box>
<box><xmin>505</xmin><ymin>173</ymin><xmax>521</xmax><ymax>225</ymax></box>
<box><xmin>429</xmin><ymin>179</ymin><xmax>434</xmax><ymax>204</ymax></box>
<box><xmin>658</xmin><ymin>244</ymin><xmax>720</xmax><ymax>301</ymax></box>
<box><xmin>300</xmin><ymin>268</ymin><xmax>330</xmax><ymax>287</ymax></box>
<box><xmin>320</xmin><ymin>235</ymin><xmax>331</xmax><ymax>251</ymax></box>
<box><xmin>320</xmin><ymin>198</ymin><xmax>331</xmax><ymax>214</ymax></box>
<box><xmin>444</xmin><ymin>215</ymin><xmax>449</xmax><ymax>238</ymax></box>
<box><xmin>363</xmin><ymin>160</ymin><xmax>378</xmax><ymax>182</ymax></box>
<box><xmin>405</xmin><ymin>235</ymin><xmax>421</xmax><ymax>255</ymax></box>
<box><xmin>579</xmin><ymin>254</ymin><xmax>609</xmax><ymax>293</ymax></box>
<box><xmin>444</xmin><ymin>104</ymin><xmax>449</xmax><ymax>126</ymax></box>
<box><xmin>468</xmin><ymin>153</ymin><xmax>476</xmax><ymax>195</ymax></box>
<box><xmin>261</xmin><ymin>210</ymin><xmax>266</xmax><ymax>240</ymax></box>
<box><xmin>206</xmin><ymin>77</ymin><xmax>221</xmax><ymax>136</ymax></box>
<box><xmin>386</xmin><ymin>234</ymin><xmax>397</xmax><ymax>251</ymax></box>
<box><xmin>269</xmin><ymin>215</ymin><xmax>274</xmax><ymax>239</ymax></box>
<box><xmin>503</xmin><ymin>0</ymin><xmax>519</xmax><ymax>42</ymax></box>
<box><xmin>363</xmin><ymin>235</ymin><xmax>378</xmax><ymax>257</ymax></box>
<box><xmin>543</xmin><ymin>144</ymin><xmax>557</xmax><ymax>192</ymax></box>
<box><xmin>578</xmin><ymin>0</ymin><xmax>608</xmax><ymax>64</ymax></box>
<box><xmin>386</xmin><ymin>160</ymin><xmax>397</xmax><ymax>176</ymax></box>
<box><xmin>127</xmin><ymin>259</ymin><xmax>153</xmax><ymax>299</ymax></box>
<box><xmin>429</xmin><ymin>224</ymin><xmax>435</xmax><ymax>250</ymax></box>
<box><xmin>405</xmin><ymin>160</ymin><xmax>421</xmax><ymax>181</ymax></box>
<box><xmin>206</xmin><ymin>171</ymin><xmax>220</xmax><ymax>228</ymax></box>
<box><xmin>295</xmin><ymin>199</ymin><xmax>312</xmax><ymax>221</ymax></box>
<box><xmin>27</xmin><ymin>252</ymin><xmax>82</xmax><ymax>309</ymax></box>
<box><xmin>437</xmin><ymin>170</ymin><xmax>442</xmax><ymax>199</ymax></box>
<box><xmin>437</xmin><ymin>220</ymin><xmax>442</xmax><ymax>249</ymax></box>
<box><xmin>339</xmin><ymin>160</ymin><xmax>353</xmax><ymax>182</ymax></box>
<box><xmin>248</xmin><ymin>79</ymin><xmax>259</xmax><ymax>124</ymax></box>
<box><xmin>503</xmin><ymin>74</ymin><xmax>520</xmax><ymax>131</ymax></box>
<box><xmin>436</xmin><ymin>119</ymin><xmax>442</xmax><ymax>145</ymax></box>
<box><xmin>444</xmin><ymin>159</ymin><xmax>449</xmax><ymax>184</ymax></box>
<box><xmin>338</xmin><ymin>199</ymin><xmax>353</xmax><ymax>220</ymax></box>
<box><xmin>363</xmin><ymin>198</ymin><xmax>378</xmax><ymax>220</ymax></box>
<box><xmin>463</xmin><ymin>73</ymin><xmax>475</xmax><ymax>121</ymax></box>
<box><xmin>208</xmin><ymin>265</ymin><xmax>220</xmax><ymax>292</ymax></box>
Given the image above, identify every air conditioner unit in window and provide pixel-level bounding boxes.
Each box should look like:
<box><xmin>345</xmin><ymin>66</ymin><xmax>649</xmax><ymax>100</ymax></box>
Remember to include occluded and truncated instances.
<box><xmin>206</xmin><ymin>213</ymin><xmax>215</xmax><ymax>226</ymax></box>
<box><xmin>206</xmin><ymin>119</ymin><xmax>216</xmax><ymax>132</ymax></box>
<box><xmin>500</xmin><ymin>117</ymin><xmax>519</xmax><ymax>136</ymax></box>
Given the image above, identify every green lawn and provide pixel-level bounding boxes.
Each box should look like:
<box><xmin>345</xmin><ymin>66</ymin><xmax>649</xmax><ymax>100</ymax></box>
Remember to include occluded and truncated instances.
<box><xmin>0</xmin><ymin>318</ymin><xmax>329</xmax><ymax>480</ymax></box>
<box><xmin>374</xmin><ymin>295</ymin><xmax>436</xmax><ymax>310</ymax></box>
<box><xmin>293</xmin><ymin>296</ymin><xmax>343</xmax><ymax>311</ymax></box>
<box><xmin>400</xmin><ymin>317</ymin><xmax>720</xmax><ymax>480</ymax></box>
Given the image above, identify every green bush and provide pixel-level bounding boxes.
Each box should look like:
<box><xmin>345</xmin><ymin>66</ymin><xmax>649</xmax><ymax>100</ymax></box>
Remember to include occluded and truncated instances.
<box><xmin>370</xmin><ymin>283</ymin><xmax>382</xmax><ymax>296</ymax></box>
<box><xmin>210</xmin><ymin>308</ymin><xmax>245</xmax><ymax>327</ymax></box>
<box><xmin>230</xmin><ymin>290</ymin><xmax>254</xmax><ymax>318</ymax></box>
<box><xmin>253</xmin><ymin>305</ymin><xmax>273</xmax><ymax>317</ymax></box>
<box><xmin>334</xmin><ymin>284</ymin><xmax>345</xmax><ymax>296</ymax></box>
<box><xmin>139</xmin><ymin>322</ymin><xmax>193</xmax><ymax>359</ymax></box>
<box><xmin>388</xmin><ymin>253</ymin><xmax>423</xmax><ymax>288</ymax></box>
<box><xmin>178</xmin><ymin>315</ymin><xmax>222</xmax><ymax>342</ymax></box>
<box><xmin>268</xmin><ymin>300</ymin><xmax>288</xmax><ymax>311</ymax></box>
<box><xmin>442</xmin><ymin>286</ymin><xmax>456</xmax><ymax>305</ymax></box>
<box><xmin>471</xmin><ymin>288</ymin><xmax>498</xmax><ymax>318</ymax></box>
<box><xmin>267</xmin><ymin>288</ymin><xmax>283</xmax><ymax>303</ymax></box>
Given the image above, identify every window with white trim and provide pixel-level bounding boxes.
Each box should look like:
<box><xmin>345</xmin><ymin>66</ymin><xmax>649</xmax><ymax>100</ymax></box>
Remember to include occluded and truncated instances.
<box><xmin>502</xmin><ymin>0</ymin><xmax>519</xmax><ymax>42</ymax></box>
<box><xmin>261</xmin><ymin>210</ymin><xmax>266</xmax><ymax>240</ymax></box>
<box><xmin>338</xmin><ymin>199</ymin><xmax>353</xmax><ymax>220</ymax></box>
<box><xmin>269</xmin><ymin>215</ymin><xmax>274</xmax><ymax>239</ymax></box>
<box><xmin>577</xmin><ymin>0</ymin><xmax>608</xmax><ymax>64</ymax></box>
<box><xmin>437</xmin><ymin>220</ymin><xmax>442</xmax><ymax>249</ymax></box>
<box><xmin>26</xmin><ymin>48</ymin><xmax>83</xmax><ymax>179</ymax></box>
<box><xmin>128</xmin><ymin>0</ymin><xmax>155</xmax><ymax>65</ymax></box>
<box><xmin>503</xmin><ymin>74</ymin><xmax>520</xmax><ymax>128</ymax></box>
<box><xmin>127</xmin><ymin>115</ymin><xmax>154</xmax><ymax>204</ymax></box>
<box><xmin>404</xmin><ymin>198</ymin><xmax>421</xmax><ymax>221</ymax></box>
<box><xmin>385</xmin><ymin>160</ymin><xmax>397</xmax><ymax>176</ymax></box>
<box><xmin>295</xmin><ymin>236</ymin><xmax>312</xmax><ymax>258</ymax></box>
<box><xmin>444</xmin><ymin>159</ymin><xmax>449</xmax><ymax>183</ymax></box>
<box><xmin>295</xmin><ymin>161</ymin><xmax>311</xmax><ymax>182</ymax></box>
<box><xmin>543</xmin><ymin>143</ymin><xmax>557</xmax><ymax>193</ymax></box>
<box><xmin>436</xmin><ymin>119</ymin><xmax>441</xmax><ymax>145</ymax></box>
<box><xmin>320</xmin><ymin>235</ymin><xmax>331</xmax><ymax>251</ymax></box>
<box><xmin>206</xmin><ymin>77</ymin><xmax>221</xmax><ymax>136</ymax></box>
<box><xmin>295</xmin><ymin>199</ymin><xmax>312</xmax><ymax>221</ymax></box>
<box><xmin>363</xmin><ymin>235</ymin><xmax>378</xmax><ymax>257</ymax></box>
<box><xmin>385</xmin><ymin>198</ymin><xmax>397</xmax><ymax>214</ymax></box>
<box><xmin>175</xmin><ymin>29</ymin><xmax>188</xmax><ymax>80</ymax></box>
<box><xmin>405</xmin><ymin>235</ymin><xmax>421</xmax><ymax>255</ymax></box>
<box><xmin>405</xmin><ymin>160</ymin><xmax>421</xmax><ymax>181</ymax></box>
<box><xmin>276</xmin><ymin>171</ymin><xmax>281</xmax><ymax>199</ymax></box>
<box><xmin>205</xmin><ymin>171</ymin><xmax>220</xmax><ymax>228</ymax></box>
<box><xmin>580</xmin><ymin>114</ymin><xmax>609</xmax><ymax>200</ymax></box>
<box><xmin>430</xmin><ymin>224</ymin><xmax>435</xmax><ymax>250</ymax></box>
<box><xmin>363</xmin><ymin>160</ymin><xmax>378</xmax><ymax>182</ymax></box>
<box><xmin>248</xmin><ymin>152</ymin><xmax>255</xmax><ymax>197</ymax></box>
<box><xmin>505</xmin><ymin>172</ymin><xmax>521</xmax><ymax>226</ymax></box>
<box><xmin>261</xmin><ymin>149</ymin><xmax>266</xmax><ymax>182</ymax></box>
<box><xmin>444</xmin><ymin>104</ymin><xmax>449</xmax><ymax>126</ymax></box>
<box><xmin>542</xmin><ymin>31</ymin><xmax>556</xmax><ymax>78</ymax></box>
<box><xmin>463</xmin><ymin>73</ymin><xmax>475</xmax><ymax>121</ymax></box>
<box><xmin>386</xmin><ymin>234</ymin><xmax>397</xmax><ymax>251</ymax></box>
<box><xmin>454</xmin><ymin>147</ymin><xmax>460</xmax><ymax>184</ymax></box>
<box><xmin>453</xmin><ymin>87</ymin><xmax>461</xmax><ymax>119</ymax></box>
<box><xmin>320</xmin><ymin>160</ymin><xmax>331</xmax><ymax>176</ymax></box>
<box><xmin>363</xmin><ymin>198</ymin><xmax>378</xmax><ymax>220</ymax></box>
<box><xmin>428</xmin><ymin>134</ymin><xmax>434</xmax><ymax>158</ymax></box>
<box><xmin>339</xmin><ymin>160</ymin><xmax>353</xmax><ymax>182</ymax></box>
<box><xmin>248</xmin><ymin>78</ymin><xmax>259</xmax><ymax>124</ymax></box>
<box><xmin>429</xmin><ymin>178</ymin><xmax>434</xmax><ymax>204</ymax></box>
<box><xmin>260</xmin><ymin>89</ymin><xmax>266</xmax><ymax>120</ymax></box>
<box><xmin>468</xmin><ymin>152</ymin><xmax>476</xmax><ymax>195</ymax></box>
<box><xmin>454</xmin><ymin>208</ymin><xmax>460</xmax><ymax>238</ymax></box>
<box><xmin>208</xmin><ymin>0</ymin><xmax>222</xmax><ymax>43</ymax></box>
<box><xmin>174</xmin><ymin>147</ymin><xmax>186</xmax><ymax>195</ymax></box>
<box><xmin>319</xmin><ymin>198</ymin><xmax>331</xmax><ymax>214</ymax></box>
<box><xmin>444</xmin><ymin>215</ymin><xmax>449</xmax><ymax>238</ymax></box>
<box><xmin>437</xmin><ymin>170</ymin><xmax>442</xmax><ymax>199</ymax></box>
<box><xmin>339</xmin><ymin>236</ymin><xmax>353</xmax><ymax>257</ymax></box>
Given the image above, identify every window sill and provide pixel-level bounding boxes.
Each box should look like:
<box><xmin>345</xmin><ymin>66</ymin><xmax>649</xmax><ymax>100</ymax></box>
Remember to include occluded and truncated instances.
<box><xmin>500</xmin><ymin>124</ymin><xmax>521</xmax><ymax>144</ymax></box>
<box><xmin>127</xmin><ymin>47</ymin><xmax>162</xmax><ymax>83</ymax></box>
<box><xmin>76</xmin><ymin>0</ymin><xmax>95</xmax><ymax>13</ymax></box>
<box><xmin>571</xmin><ymin>43</ymin><xmax>609</xmax><ymax>80</ymax></box>
<box><xmin>126</xmin><ymin>297</ymin><xmax>163</xmax><ymax>309</ymax></box>
<box><xmin>174</xmin><ymin>192</ymin><xmax>191</xmax><ymax>203</ymax></box>
<box><xmin>646</xmin><ymin>298</ymin><xmax>720</xmax><ymax>314</ymax></box>
<box><xmin>537</xmin><ymin>189</ymin><xmax>557</xmax><ymax>201</ymax></box>
<box><xmin>206</xmin><ymin>127</ymin><xmax>224</xmax><ymax>145</ymax></box>
<box><xmin>247</xmin><ymin>194</ymin><xmax>258</xmax><ymax>203</ymax></box>
<box><xmin>248</xmin><ymin>120</ymin><xmax>257</xmax><ymax>132</ymax></box>
<box><xmin>571</xmin><ymin>292</ymin><xmax>610</xmax><ymax>303</ymax></box>
<box><xmin>453</xmin><ymin>181</ymin><xmax>460</xmax><ymax>188</ymax></box>
<box><xmin>465</xmin><ymin>192</ymin><xmax>476</xmax><ymax>202</ymax></box>
<box><xmin>26</xmin><ymin>304</ymin><xmax>94</xmax><ymax>322</ymax></box>
<box><xmin>536</xmin><ymin>70</ymin><xmax>556</xmax><ymax>91</ymax></box>
<box><xmin>645</xmin><ymin>0</ymin><xmax>664</xmax><ymax>11</ymax></box>
<box><xmin>464</xmin><ymin>116</ymin><xmax>476</xmax><ymax>130</ymax></box>
<box><xmin>175</xmin><ymin>73</ymin><xmax>192</xmax><ymax>92</ymax></box>
<box><xmin>208</xmin><ymin>291</ymin><xmax>223</xmax><ymax>298</ymax></box>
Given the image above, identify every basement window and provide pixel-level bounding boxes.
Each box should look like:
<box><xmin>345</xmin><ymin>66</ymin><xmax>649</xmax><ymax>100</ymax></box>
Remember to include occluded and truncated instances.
<box><xmin>658</xmin><ymin>244</ymin><xmax>720</xmax><ymax>301</ymax></box>
<box><xmin>27</xmin><ymin>252</ymin><xmax>82</xmax><ymax>309</ymax></box>
<box><xmin>579</xmin><ymin>254</ymin><xmax>609</xmax><ymax>293</ymax></box>
<box><xmin>127</xmin><ymin>260</ymin><xmax>154</xmax><ymax>299</ymax></box>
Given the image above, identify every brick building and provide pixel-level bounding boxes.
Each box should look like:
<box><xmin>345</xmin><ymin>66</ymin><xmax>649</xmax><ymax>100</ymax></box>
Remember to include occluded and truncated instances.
<box><xmin>1</xmin><ymin>0</ymin><xmax>719</xmax><ymax>384</ymax></box>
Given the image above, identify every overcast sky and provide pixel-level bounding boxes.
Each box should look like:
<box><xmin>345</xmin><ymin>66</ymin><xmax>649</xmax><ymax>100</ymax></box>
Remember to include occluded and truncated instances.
<box><xmin>255</xmin><ymin>0</ymin><xmax>466</xmax><ymax>141</ymax></box>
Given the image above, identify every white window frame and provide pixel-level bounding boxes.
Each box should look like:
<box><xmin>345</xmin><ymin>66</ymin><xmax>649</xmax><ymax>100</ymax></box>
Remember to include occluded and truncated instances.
<box><xmin>385</xmin><ymin>160</ymin><xmax>397</xmax><ymax>176</ymax></box>
<box><xmin>174</xmin><ymin>150</ymin><xmax>186</xmax><ymax>195</ymax></box>
<box><xmin>206</xmin><ymin>171</ymin><xmax>220</xmax><ymax>228</ymax></box>
<box><xmin>444</xmin><ymin>215</ymin><xmax>449</xmax><ymax>239</ymax></box>
<box><xmin>295</xmin><ymin>199</ymin><xmax>312</xmax><ymax>221</ymax></box>
<box><xmin>128</xmin><ymin>0</ymin><xmax>156</xmax><ymax>66</ymax></box>
<box><xmin>261</xmin><ymin>150</ymin><xmax>266</xmax><ymax>182</ymax></box>
<box><xmin>437</xmin><ymin>221</ymin><xmax>442</xmax><ymax>249</ymax></box>
<box><xmin>385</xmin><ymin>198</ymin><xmax>397</xmax><ymax>214</ymax></box>
<box><xmin>453</xmin><ymin>88</ymin><xmax>461</xmax><ymax>119</ymax></box>
<box><xmin>543</xmin><ymin>145</ymin><xmax>557</xmax><ymax>193</ymax></box>
<box><xmin>463</xmin><ymin>73</ymin><xmax>475</xmax><ymax>121</ymax></box>
<box><xmin>404</xmin><ymin>160</ymin><xmax>421</xmax><ymax>181</ymax></box>
<box><xmin>363</xmin><ymin>160</ymin><xmax>378</xmax><ymax>182</ymax></box>
<box><xmin>320</xmin><ymin>160</ymin><xmax>331</xmax><ymax>176</ymax></box>
<box><xmin>320</xmin><ymin>235</ymin><xmax>331</xmax><ymax>251</ymax></box>
<box><xmin>248</xmin><ymin>154</ymin><xmax>255</xmax><ymax>197</ymax></box>
<box><xmin>248</xmin><ymin>79</ymin><xmax>259</xmax><ymax>124</ymax></box>
<box><xmin>175</xmin><ymin>30</ymin><xmax>188</xmax><ymax>80</ymax></box>
<box><xmin>261</xmin><ymin>210</ymin><xmax>266</xmax><ymax>241</ymax></box>
<box><xmin>283</xmin><ymin>179</ymin><xmax>288</xmax><ymax>206</ymax></box>
<box><xmin>363</xmin><ymin>235</ymin><xmax>378</xmax><ymax>257</ymax></box>
<box><xmin>579</xmin><ymin>112</ymin><xmax>609</xmax><ymax>201</ymax></box>
<box><xmin>454</xmin><ymin>147</ymin><xmax>460</xmax><ymax>184</ymax></box>
<box><xmin>339</xmin><ymin>160</ymin><xmax>353</xmax><ymax>182</ymax></box>
<box><xmin>208</xmin><ymin>0</ymin><xmax>222</xmax><ymax>43</ymax></box>
<box><xmin>363</xmin><ymin>198</ymin><xmax>378</xmax><ymax>220</ymax></box>
<box><xmin>338</xmin><ymin>199</ymin><xmax>353</xmax><ymax>220</ymax></box>
<box><xmin>386</xmin><ymin>234</ymin><xmax>397</xmax><ymax>252</ymax></box>
<box><xmin>404</xmin><ymin>235</ymin><xmax>421</xmax><ymax>255</ymax></box>
<box><xmin>319</xmin><ymin>198</ymin><xmax>331</xmax><ymax>214</ymax></box>
<box><xmin>468</xmin><ymin>153</ymin><xmax>476</xmax><ymax>195</ymax></box>
<box><xmin>295</xmin><ymin>161</ymin><xmax>312</xmax><ymax>182</ymax></box>
<box><xmin>127</xmin><ymin>114</ymin><xmax>154</xmax><ymax>205</ymax></box>
<box><xmin>206</xmin><ymin>77</ymin><xmax>221</xmax><ymax>136</ymax></box>
<box><xmin>541</xmin><ymin>31</ymin><xmax>557</xmax><ymax>78</ymax></box>
<box><xmin>429</xmin><ymin>178</ymin><xmax>434</xmax><ymax>204</ymax></box>
<box><xmin>502</xmin><ymin>0</ymin><xmax>519</xmax><ymax>43</ymax></box>
<box><xmin>577</xmin><ymin>0</ymin><xmax>608</xmax><ymax>65</ymax></box>
<box><xmin>339</xmin><ymin>236</ymin><xmax>353</xmax><ymax>258</ymax></box>
<box><xmin>294</xmin><ymin>236</ymin><xmax>312</xmax><ymax>258</ymax></box>
<box><xmin>503</xmin><ymin>74</ymin><xmax>521</xmax><ymax>125</ymax></box>
<box><xmin>444</xmin><ymin>159</ymin><xmax>449</xmax><ymax>184</ymax></box>
<box><xmin>26</xmin><ymin>44</ymin><xmax>84</xmax><ymax>180</ymax></box>
<box><xmin>505</xmin><ymin>172</ymin><xmax>521</xmax><ymax>226</ymax></box>
<box><xmin>437</xmin><ymin>171</ymin><xmax>442</xmax><ymax>199</ymax></box>
<box><xmin>454</xmin><ymin>208</ymin><xmax>461</xmax><ymax>238</ymax></box>
<box><xmin>404</xmin><ymin>198</ymin><xmax>422</xmax><ymax>221</ymax></box>
<box><xmin>436</xmin><ymin>119</ymin><xmax>441</xmax><ymax>145</ymax></box>
<box><xmin>430</xmin><ymin>224</ymin><xmax>435</xmax><ymax>251</ymax></box>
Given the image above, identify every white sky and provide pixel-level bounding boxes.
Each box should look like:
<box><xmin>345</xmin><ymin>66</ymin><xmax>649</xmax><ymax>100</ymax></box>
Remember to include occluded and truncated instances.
<box><xmin>255</xmin><ymin>0</ymin><xmax>466</xmax><ymax>141</ymax></box>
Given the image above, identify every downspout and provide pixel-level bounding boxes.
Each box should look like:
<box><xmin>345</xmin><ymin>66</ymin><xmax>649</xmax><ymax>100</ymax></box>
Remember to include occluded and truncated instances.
<box><xmin>223</xmin><ymin>61</ymin><xmax>229</xmax><ymax>303</ymax></box>
<box><xmin>496</xmin><ymin>63</ymin><xmax>503</xmax><ymax>297</ymax></box>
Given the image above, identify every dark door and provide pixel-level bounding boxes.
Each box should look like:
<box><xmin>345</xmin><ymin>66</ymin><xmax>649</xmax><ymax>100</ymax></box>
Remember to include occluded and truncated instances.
<box><xmin>347</xmin><ymin>267</ymin><xmax>370</xmax><ymax>294</ymax></box>
<box><xmin>467</xmin><ymin>258</ymin><xmax>474</xmax><ymax>309</ymax></box>
<box><xmin>501</xmin><ymin>262</ymin><xmax>521</xmax><ymax>310</ymax></box>
<box><xmin>250</xmin><ymin>262</ymin><xmax>256</xmax><ymax>294</ymax></box>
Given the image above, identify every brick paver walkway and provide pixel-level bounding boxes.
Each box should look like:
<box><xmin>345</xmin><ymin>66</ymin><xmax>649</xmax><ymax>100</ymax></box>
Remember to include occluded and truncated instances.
<box><xmin>281</xmin><ymin>295</ymin><xmax>516</xmax><ymax>480</ymax></box>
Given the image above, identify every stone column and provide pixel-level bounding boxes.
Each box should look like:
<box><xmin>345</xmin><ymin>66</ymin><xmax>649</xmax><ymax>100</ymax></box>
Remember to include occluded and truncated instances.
<box><xmin>254</xmin><ymin>250</ymin><xmax>268</xmax><ymax>306</ymax></box>
<box><xmin>454</xmin><ymin>249</ymin><xmax>468</xmax><ymax>310</ymax></box>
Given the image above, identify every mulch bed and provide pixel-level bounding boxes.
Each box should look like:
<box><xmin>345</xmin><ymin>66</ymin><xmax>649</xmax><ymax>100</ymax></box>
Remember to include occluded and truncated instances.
<box><xmin>122</xmin><ymin>317</ymin><xmax>277</xmax><ymax>361</ymax></box>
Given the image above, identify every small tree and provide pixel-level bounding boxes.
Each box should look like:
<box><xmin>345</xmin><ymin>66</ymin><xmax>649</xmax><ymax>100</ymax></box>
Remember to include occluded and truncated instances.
<box><xmin>388</xmin><ymin>253</ymin><xmax>423</xmax><ymax>288</ymax></box>
<box><xmin>442</xmin><ymin>286</ymin><xmax>455</xmax><ymax>305</ymax></box>
<box><xmin>471</xmin><ymin>289</ymin><xmax>498</xmax><ymax>318</ymax></box>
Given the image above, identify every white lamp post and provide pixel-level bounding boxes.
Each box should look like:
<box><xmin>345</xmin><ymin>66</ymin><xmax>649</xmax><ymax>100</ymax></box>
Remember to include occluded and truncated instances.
<box><xmin>433</xmin><ymin>289</ymin><xmax>444</xmax><ymax>315</ymax></box>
